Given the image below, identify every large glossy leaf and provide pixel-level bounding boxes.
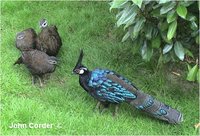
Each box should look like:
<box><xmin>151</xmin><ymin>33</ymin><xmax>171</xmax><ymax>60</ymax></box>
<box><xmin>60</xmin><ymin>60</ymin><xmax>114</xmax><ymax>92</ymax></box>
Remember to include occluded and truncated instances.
<box><xmin>132</xmin><ymin>38</ymin><xmax>142</xmax><ymax>55</ymax></box>
<box><xmin>132</xmin><ymin>0</ymin><xmax>143</xmax><ymax>8</ymax></box>
<box><xmin>145</xmin><ymin>24</ymin><xmax>153</xmax><ymax>40</ymax></box>
<box><xmin>132</xmin><ymin>17</ymin><xmax>145</xmax><ymax>39</ymax></box>
<box><xmin>191</xmin><ymin>30</ymin><xmax>198</xmax><ymax>37</ymax></box>
<box><xmin>124</xmin><ymin>14</ymin><xmax>140</xmax><ymax>30</ymax></box>
<box><xmin>152</xmin><ymin>27</ymin><xmax>159</xmax><ymax>38</ymax></box>
<box><xmin>151</xmin><ymin>7</ymin><xmax>161</xmax><ymax>17</ymax></box>
<box><xmin>159</xmin><ymin>0</ymin><xmax>170</xmax><ymax>4</ymax></box>
<box><xmin>187</xmin><ymin>64</ymin><xmax>198</xmax><ymax>81</ymax></box>
<box><xmin>158</xmin><ymin>20</ymin><xmax>168</xmax><ymax>31</ymax></box>
<box><xmin>160</xmin><ymin>2</ymin><xmax>176</xmax><ymax>14</ymax></box>
<box><xmin>187</xmin><ymin>63</ymin><xmax>192</xmax><ymax>71</ymax></box>
<box><xmin>167</xmin><ymin>10</ymin><xmax>177</xmax><ymax>23</ymax></box>
<box><xmin>162</xmin><ymin>53</ymin><xmax>172</xmax><ymax>63</ymax></box>
<box><xmin>122</xmin><ymin>31</ymin><xmax>130</xmax><ymax>42</ymax></box>
<box><xmin>176</xmin><ymin>4</ymin><xmax>187</xmax><ymax>19</ymax></box>
<box><xmin>174</xmin><ymin>41</ymin><xmax>185</xmax><ymax>61</ymax></box>
<box><xmin>190</xmin><ymin>21</ymin><xmax>198</xmax><ymax>31</ymax></box>
<box><xmin>110</xmin><ymin>0</ymin><xmax>128</xmax><ymax>10</ymax></box>
<box><xmin>128</xmin><ymin>26</ymin><xmax>135</xmax><ymax>39</ymax></box>
<box><xmin>116</xmin><ymin>10</ymin><xmax>124</xmax><ymax>19</ymax></box>
<box><xmin>164</xmin><ymin>54</ymin><xmax>172</xmax><ymax>64</ymax></box>
<box><xmin>141</xmin><ymin>41</ymin><xmax>153</xmax><ymax>61</ymax></box>
<box><xmin>117</xmin><ymin>5</ymin><xmax>137</xmax><ymax>27</ymax></box>
<box><xmin>151</xmin><ymin>36</ymin><xmax>161</xmax><ymax>49</ymax></box>
<box><xmin>167</xmin><ymin>20</ymin><xmax>177</xmax><ymax>40</ymax></box>
<box><xmin>161</xmin><ymin>31</ymin><xmax>172</xmax><ymax>44</ymax></box>
<box><xmin>163</xmin><ymin>44</ymin><xmax>173</xmax><ymax>54</ymax></box>
<box><xmin>184</xmin><ymin>48</ymin><xmax>194</xmax><ymax>58</ymax></box>
<box><xmin>186</xmin><ymin>13</ymin><xmax>197</xmax><ymax>22</ymax></box>
<box><xmin>124</xmin><ymin>17</ymin><xmax>136</xmax><ymax>29</ymax></box>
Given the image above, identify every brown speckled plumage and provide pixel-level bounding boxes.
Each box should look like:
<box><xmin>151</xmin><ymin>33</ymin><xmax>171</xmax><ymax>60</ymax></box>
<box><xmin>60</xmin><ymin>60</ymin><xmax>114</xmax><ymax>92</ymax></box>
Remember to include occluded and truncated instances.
<box><xmin>36</xmin><ymin>24</ymin><xmax>62</xmax><ymax>56</ymax></box>
<box><xmin>14</xmin><ymin>49</ymin><xmax>57</xmax><ymax>87</ymax></box>
<box><xmin>22</xmin><ymin>49</ymin><xmax>57</xmax><ymax>75</ymax></box>
<box><xmin>15</xmin><ymin>28</ymin><xmax>37</xmax><ymax>51</ymax></box>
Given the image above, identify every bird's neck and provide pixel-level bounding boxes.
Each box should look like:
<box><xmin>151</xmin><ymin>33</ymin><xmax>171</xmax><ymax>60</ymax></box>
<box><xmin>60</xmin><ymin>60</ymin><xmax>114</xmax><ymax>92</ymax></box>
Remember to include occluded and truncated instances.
<box><xmin>79</xmin><ymin>71</ymin><xmax>92</xmax><ymax>93</ymax></box>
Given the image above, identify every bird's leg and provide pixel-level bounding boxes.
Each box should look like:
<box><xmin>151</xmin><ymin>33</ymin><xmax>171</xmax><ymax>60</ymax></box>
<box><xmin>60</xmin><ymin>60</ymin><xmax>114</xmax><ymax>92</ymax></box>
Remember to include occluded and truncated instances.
<box><xmin>38</xmin><ymin>76</ymin><xmax>44</xmax><ymax>87</ymax></box>
<box><xmin>42</xmin><ymin>74</ymin><xmax>47</xmax><ymax>84</ymax></box>
<box><xmin>100</xmin><ymin>107</ymin><xmax>108</xmax><ymax>114</ymax></box>
<box><xmin>100</xmin><ymin>102</ymin><xmax>110</xmax><ymax>115</ymax></box>
<box><xmin>94</xmin><ymin>101</ymin><xmax>101</xmax><ymax>112</ymax></box>
<box><xmin>44</xmin><ymin>73</ymin><xmax>50</xmax><ymax>80</ymax></box>
<box><xmin>113</xmin><ymin>105</ymin><xmax>119</xmax><ymax>117</ymax></box>
<box><xmin>32</xmin><ymin>75</ymin><xmax>36</xmax><ymax>85</ymax></box>
<box><xmin>41</xmin><ymin>75</ymin><xmax>45</xmax><ymax>83</ymax></box>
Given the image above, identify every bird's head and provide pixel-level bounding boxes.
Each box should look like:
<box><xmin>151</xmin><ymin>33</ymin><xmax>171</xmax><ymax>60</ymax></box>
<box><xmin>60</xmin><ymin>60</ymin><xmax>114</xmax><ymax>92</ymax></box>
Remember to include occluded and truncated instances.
<box><xmin>48</xmin><ymin>56</ymin><xmax>58</xmax><ymax>65</ymax></box>
<box><xmin>73</xmin><ymin>50</ymin><xmax>89</xmax><ymax>75</ymax></box>
<box><xmin>39</xmin><ymin>19</ymin><xmax>48</xmax><ymax>28</ymax></box>
<box><xmin>16</xmin><ymin>31</ymin><xmax>25</xmax><ymax>40</ymax></box>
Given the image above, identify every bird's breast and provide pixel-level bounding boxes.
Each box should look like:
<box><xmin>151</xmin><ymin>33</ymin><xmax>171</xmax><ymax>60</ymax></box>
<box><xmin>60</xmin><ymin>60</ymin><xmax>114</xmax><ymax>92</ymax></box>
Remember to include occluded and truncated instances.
<box><xmin>79</xmin><ymin>75</ymin><xmax>93</xmax><ymax>93</ymax></box>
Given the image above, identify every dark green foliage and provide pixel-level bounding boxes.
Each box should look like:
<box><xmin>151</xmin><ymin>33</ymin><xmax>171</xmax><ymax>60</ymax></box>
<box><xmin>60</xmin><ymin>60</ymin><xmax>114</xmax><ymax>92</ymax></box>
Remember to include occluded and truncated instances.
<box><xmin>110</xmin><ymin>0</ymin><xmax>199</xmax><ymax>81</ymax></box>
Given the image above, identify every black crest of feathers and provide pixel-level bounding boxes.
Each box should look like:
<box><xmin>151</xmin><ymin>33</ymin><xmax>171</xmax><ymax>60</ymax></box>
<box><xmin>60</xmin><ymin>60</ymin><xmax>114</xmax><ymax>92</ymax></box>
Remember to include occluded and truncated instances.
<box><xmin>73</xmin><ymin>49</ymin><xmax>84</xmax><ymax>72</ymax></box>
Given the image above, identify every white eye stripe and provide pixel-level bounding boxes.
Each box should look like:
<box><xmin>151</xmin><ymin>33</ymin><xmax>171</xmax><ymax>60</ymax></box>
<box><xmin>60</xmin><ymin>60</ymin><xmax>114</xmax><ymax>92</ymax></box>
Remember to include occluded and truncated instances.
<box><xmin>17</xmin><ymin>35</ymin><xmax>24</xmax><ymax>39</ymax></box>
<box><xmin>79</xmin><ymin>69</ymin><xmax>84</xmax><ymax>74</ymax></box>
<box><xmin>42</xmin><ymin>20</ymin><xmax>48</xmax><ymax>27</ymax></box>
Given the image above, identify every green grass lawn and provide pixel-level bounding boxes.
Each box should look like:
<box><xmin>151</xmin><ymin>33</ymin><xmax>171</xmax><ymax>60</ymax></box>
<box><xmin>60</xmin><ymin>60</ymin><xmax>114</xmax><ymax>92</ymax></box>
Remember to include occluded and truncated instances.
<box><xmin>1</xmin><ymin>1</ymin><xmax>199</xmax><ymax>135</ymax></box>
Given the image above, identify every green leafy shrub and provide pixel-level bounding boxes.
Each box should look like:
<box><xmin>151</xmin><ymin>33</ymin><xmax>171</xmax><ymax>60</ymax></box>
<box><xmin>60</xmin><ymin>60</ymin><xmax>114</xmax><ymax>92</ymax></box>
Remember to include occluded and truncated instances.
<box><xmin>110</xmin><ymin>0</ymin><xmax>199</xmax><ymax>81</ymax></box>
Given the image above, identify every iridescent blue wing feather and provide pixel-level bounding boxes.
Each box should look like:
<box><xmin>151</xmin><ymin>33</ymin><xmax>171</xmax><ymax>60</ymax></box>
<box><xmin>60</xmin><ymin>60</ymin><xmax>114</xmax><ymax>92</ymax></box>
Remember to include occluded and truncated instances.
<box><xmin>88</xmin><ymin>69</ymin><xmax>137</xmax><ymax>103</ymax></box>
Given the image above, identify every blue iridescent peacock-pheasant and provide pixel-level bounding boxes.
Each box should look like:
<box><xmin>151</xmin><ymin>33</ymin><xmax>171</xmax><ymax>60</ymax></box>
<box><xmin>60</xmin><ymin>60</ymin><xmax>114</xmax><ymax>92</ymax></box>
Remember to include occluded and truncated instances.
<box><xmin>73</xmin><ymin>50</ymin><xmax>183</xmax><ymax>124</ymax></box>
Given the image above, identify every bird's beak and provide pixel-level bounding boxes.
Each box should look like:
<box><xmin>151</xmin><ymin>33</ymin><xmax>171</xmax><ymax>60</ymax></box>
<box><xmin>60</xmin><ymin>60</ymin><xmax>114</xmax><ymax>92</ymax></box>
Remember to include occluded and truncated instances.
<box><xmin>72</xmin><ymin>71</ymin><xmax>76</xmax><ymax>75</ymax></box>
<box><xmin>72</xmin><ymin>69</ymin><xmax>79</xmax><ymax>75</ymax></box>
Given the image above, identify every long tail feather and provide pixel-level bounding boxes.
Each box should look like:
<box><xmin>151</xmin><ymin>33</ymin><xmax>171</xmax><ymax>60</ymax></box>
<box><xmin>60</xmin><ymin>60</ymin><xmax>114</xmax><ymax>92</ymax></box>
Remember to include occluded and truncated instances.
<box><xmin>13</xmin><ymin>56</ymin><xmax>23</xmax><ymax>65</ymax></box>
<box><xmin>128</xmin><ymin>90</ymin><xmax>183</xmax><ymax>124</ymax></box>
<box><xmin>106</xmin><ymin>74</ymin><xmax>183</xmax><ymax>124</ymax></box>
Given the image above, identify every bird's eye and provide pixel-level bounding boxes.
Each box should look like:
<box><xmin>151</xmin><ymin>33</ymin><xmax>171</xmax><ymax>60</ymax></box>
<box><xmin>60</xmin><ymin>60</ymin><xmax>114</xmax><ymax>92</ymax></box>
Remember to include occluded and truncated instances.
<box><xmin>17</xmin><ymin>35</ymin><xmax>24</xmax><ymax>39</ymax></box>
<box><xmin>53</xmin><ymin>61</ymin><xmax>57</xmax><ymax>64</ymax></box>
<box><xmin>42</xmin><ymin>22</ymin><xmax>47</xmax><ymax>27</ymax></box>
